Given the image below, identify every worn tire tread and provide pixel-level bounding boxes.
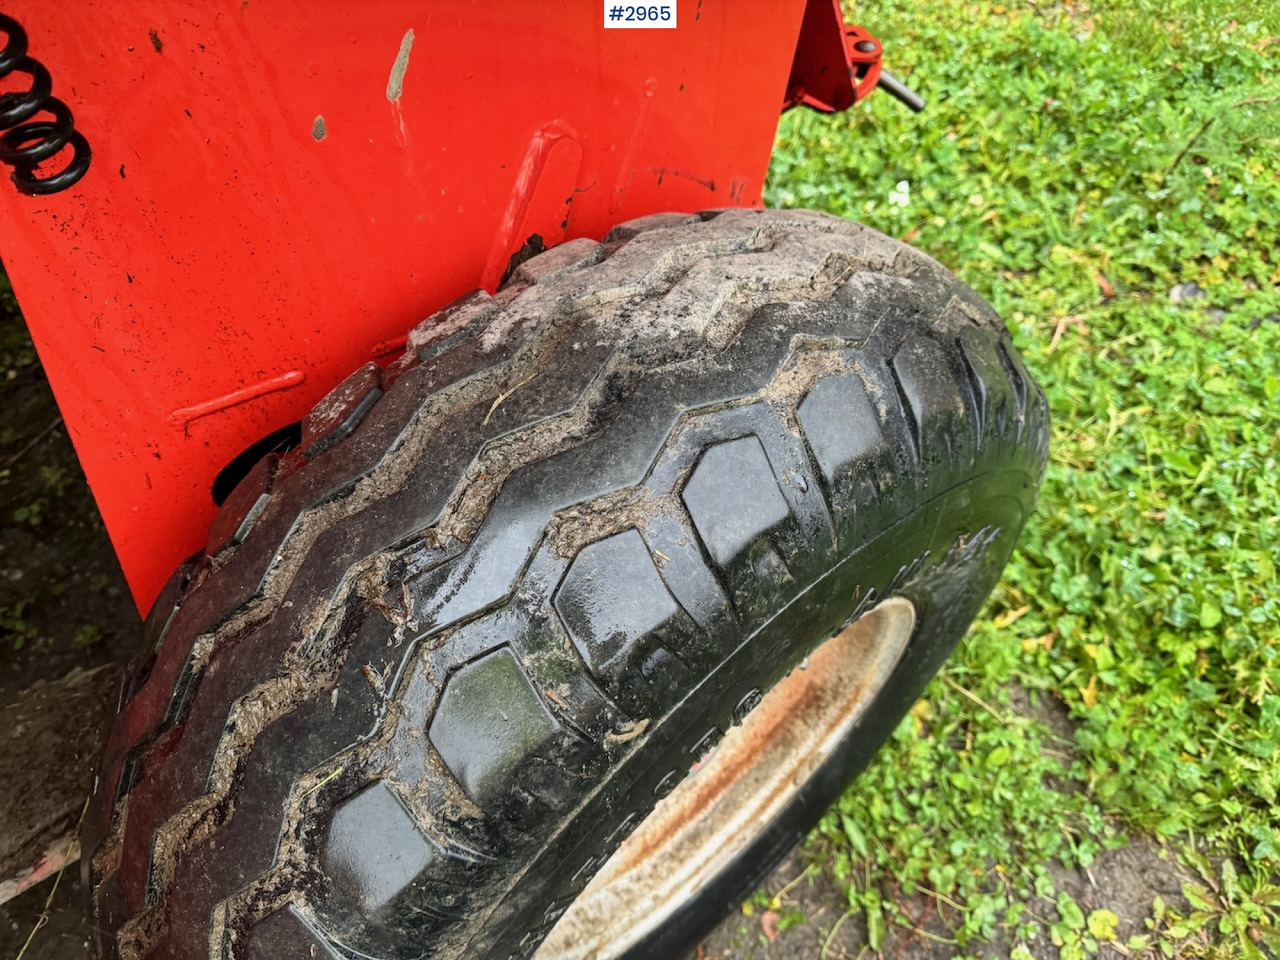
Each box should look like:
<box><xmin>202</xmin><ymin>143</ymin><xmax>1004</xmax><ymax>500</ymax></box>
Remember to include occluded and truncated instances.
<box><xmin>86</xmin><ymin>209</ymin><xmax>1047</xmax><ymax>960</ymax></box>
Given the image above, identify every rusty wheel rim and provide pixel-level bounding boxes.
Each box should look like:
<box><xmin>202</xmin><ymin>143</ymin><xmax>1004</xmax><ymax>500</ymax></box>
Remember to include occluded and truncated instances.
<box><xmin>534</xmin><ymin>596</ymin><xmax>916</xmax><ymax>960</ymax></box>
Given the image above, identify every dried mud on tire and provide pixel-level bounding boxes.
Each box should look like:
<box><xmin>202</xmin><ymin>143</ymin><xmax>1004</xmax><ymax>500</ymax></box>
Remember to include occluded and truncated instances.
<box><xmin>84</xmin><ymin>209</ymin><xmax>1048</xmax><ymax>960</ymax></box>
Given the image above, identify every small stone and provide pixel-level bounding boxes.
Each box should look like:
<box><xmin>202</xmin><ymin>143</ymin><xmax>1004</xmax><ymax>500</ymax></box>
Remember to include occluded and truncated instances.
<box><xmin>1169</xmin><ymin>281</ymin><xmax>1205</xmax><ymax>304</ymax></box>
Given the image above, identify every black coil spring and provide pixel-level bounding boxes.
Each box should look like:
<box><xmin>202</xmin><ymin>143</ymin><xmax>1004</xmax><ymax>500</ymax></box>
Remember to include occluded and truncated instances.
<box><xmin>0</xmin><ymin>12</ymin><xmax>90</xmax><ymax>195</ymax></box>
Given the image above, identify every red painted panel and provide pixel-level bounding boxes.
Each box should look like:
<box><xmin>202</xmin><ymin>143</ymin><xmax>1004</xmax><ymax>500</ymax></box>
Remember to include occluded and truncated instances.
<box><xmin>0</xmin><ymin>1</ymin><xmax>806</xmax><ymax>612</ymax></box>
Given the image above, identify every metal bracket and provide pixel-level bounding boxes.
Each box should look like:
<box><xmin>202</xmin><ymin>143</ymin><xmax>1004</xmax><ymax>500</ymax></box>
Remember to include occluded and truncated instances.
<box><xmin>786</xmin><ymin>0</ymin><xmax>924</xmax><ymax>113</ymax></box>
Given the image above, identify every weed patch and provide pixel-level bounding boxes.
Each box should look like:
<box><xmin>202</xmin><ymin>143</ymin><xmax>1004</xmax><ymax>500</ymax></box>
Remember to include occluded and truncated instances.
<box><xmin>768</xmin><ymin>0</ymin><xmax>1280</xmax><ymax>953</ymax></box>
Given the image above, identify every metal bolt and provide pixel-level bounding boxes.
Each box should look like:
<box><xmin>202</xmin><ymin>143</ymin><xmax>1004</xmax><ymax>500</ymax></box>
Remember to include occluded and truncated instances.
<box><xmin>854</xmin><ymin>40</ymin><xmax>877</xmax><ymax>53</ymax></box>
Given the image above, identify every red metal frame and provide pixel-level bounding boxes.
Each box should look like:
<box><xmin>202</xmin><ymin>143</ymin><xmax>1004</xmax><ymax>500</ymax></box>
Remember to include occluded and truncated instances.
<box><xmin>785</xmin><ymin>0</ymin><xmax>884</xmax><ymax>112</ymax></box>
<box><xmin>0</xmin><ymin>0</ymin><xmax>880</xmax><ymax>615</ymax></box>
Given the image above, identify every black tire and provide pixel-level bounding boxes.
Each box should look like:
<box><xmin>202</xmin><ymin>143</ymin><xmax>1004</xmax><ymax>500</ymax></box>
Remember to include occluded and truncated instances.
<box><xmin>84</xmin><ymin>209</ymin><xmax>1047</xmax><ymax>960</ymax></box>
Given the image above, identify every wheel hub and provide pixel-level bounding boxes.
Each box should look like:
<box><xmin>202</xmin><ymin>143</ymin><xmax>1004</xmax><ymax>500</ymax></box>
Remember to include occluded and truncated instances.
<box><xmin>535</xmin><ymin>596</ymin><xmax>916</xmax><ymax>959</ymax></box>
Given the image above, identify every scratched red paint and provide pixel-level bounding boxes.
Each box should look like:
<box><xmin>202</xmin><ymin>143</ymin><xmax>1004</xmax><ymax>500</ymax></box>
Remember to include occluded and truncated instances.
<box><xmin>0</xmin><ymin>0</ymin><xmax>807</xmax><ymax>612</ymax></box>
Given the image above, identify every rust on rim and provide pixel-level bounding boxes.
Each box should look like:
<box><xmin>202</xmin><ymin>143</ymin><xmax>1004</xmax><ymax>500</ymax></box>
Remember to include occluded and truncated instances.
<box><xmin>534</xmin><ymin>596</ymin><xmax>916</xmax><ymax>960</ymax></box>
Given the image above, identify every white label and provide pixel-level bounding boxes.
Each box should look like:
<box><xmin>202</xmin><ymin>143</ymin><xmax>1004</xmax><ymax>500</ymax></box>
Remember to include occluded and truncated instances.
<box><xmin>604</xmin><ymin>3</ymin><xmax>677</xmax><ymax>28</ymax></box>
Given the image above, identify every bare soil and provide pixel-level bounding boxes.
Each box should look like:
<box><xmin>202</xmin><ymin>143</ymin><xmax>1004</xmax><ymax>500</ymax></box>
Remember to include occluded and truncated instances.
<box><xmin>0</xmin><ymin>319</ymin><xmax>138</xmax><ymax>706</ymax></box>
<box><xmin>0</xmin><ymin>287</ymin><xmax>136</xmax><ymax>959</ymax></box>
<box><xmin>695</xmin><ymin>840</ymin><xmax>1191</xmax><ymax>960</ymax></box>
<box><xmin>0</xmin><ymin>297</ymin><xmax>1186</xmax><ymax>960</ymax></box>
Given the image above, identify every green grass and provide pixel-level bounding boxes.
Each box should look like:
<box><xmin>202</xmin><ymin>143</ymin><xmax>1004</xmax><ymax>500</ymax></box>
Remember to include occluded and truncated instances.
<box><xmin>767</xmin><ymin>0</ymin><xmax>1280</xmax><ymax>955</ymax></box>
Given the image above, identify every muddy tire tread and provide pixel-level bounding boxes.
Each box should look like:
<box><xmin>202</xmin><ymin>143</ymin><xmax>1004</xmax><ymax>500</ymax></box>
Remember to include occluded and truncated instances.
<box><xmin>87</xmin><ymin>209</ymin><xmax>1047</xmax><ymax>960</ymax></box>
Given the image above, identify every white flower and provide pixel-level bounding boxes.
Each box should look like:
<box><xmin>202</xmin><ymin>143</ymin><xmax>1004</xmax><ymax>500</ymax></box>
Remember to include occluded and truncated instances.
<box><xmin>888</xmin><ymin>180</ymin><xmax>911</xmax><ymax>208</ymax></box>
